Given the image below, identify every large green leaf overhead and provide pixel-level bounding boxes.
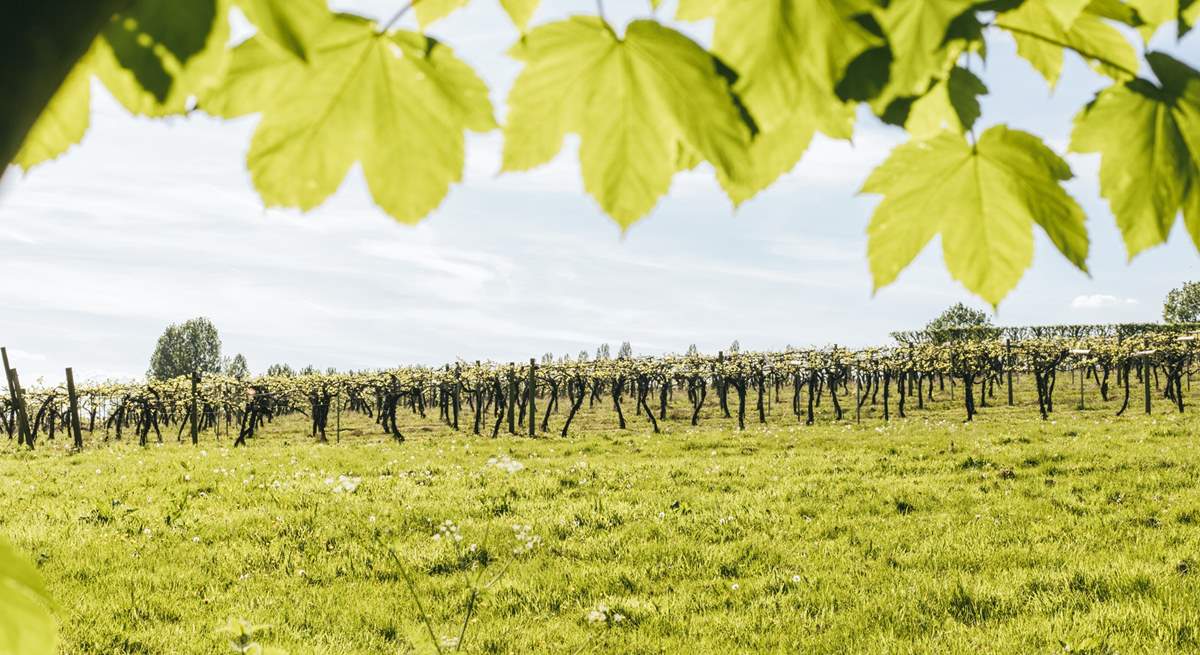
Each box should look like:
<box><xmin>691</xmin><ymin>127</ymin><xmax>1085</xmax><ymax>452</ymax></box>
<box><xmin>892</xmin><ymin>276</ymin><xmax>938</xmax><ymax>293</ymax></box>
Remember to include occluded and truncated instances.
<box><xmin>671</xmin><ymin>0</ymin><xmax>876</xmax><ymax>206</ymax></box>
<box><xmin>997</xmin><ymin>0</ymin><xmax>1138</xmax><ymax>87</ymax></box>
<box><xmin>12</xmin><ymin>47</ymin><xmax>96</xmax><ymax>170</ymax></box>
<box><xmin>414</xmin><ymin>0</ymin><xmax>471</xmax><ymax>27</ymax></box>
<box><xmin>0</xmin><ymin>539</ymin><xmax>57</xmax><ymax>655</ymax></box>
<box><xmin>677</xmin><ymin>0</ymin><xmax>875</xmax><ymax>138</ymax></box>
<box><xmin>1071</xmin><ymin>52</ymin><xmax>1200</xmax><ymax>258</ymax></box>
<box><xmin>864</xmin><ymin>126</ymin><xmax>1088</xmax><ymax>306</ymax></box>
<box><xmin>904</xmin><ymin>66</ymin><xmax>987</xmax><ymax>139</ymax></box>
<box><xmin>102</xmin><ymin>0</ymin><xmax>219</xmax><ymax>101</ymax></box>
<box><xmin>14</xmin><ymin>0</ymin><xmax>231</xmax><ymax>169</ymax></box>
<box><xmin>204</xmin><ymin>13</ymin><xmax>495</xmax><ymax>223</ymax></box>
<box><xmin>499</xmin><ymin>0</ymin><xmax>541</xmax><ymax>32</ymax></box>
<box><xmin>232</xmin><ymin>0</ymin><xmax>330</xmax><ymax>60</ymax></box>
<box><xmin>718</xmin><ymin>111</ymin><xmax>815</xmax><ymax>206</ymax></box>
<box><xmin>875</xmin><ymin>0</ymin><xmax>977</xmax><ymax>100</ymax></box>
<box><xmin>96</xmin><ymin>3</ymin><xmax>231</xmax><ymax>118</ymax></box>
<box><xmin>502</xmin><ymin>17</ymin><xmax>751</xmax><ymax>228</ymax></box>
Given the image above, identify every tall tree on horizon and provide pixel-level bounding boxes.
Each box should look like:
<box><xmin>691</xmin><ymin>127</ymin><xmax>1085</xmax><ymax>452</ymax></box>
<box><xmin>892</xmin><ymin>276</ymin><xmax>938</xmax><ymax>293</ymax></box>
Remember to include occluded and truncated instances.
<box><xmin>147</xmin><ymin>317</ymin><xmax>222</xmax><ymax>380</ymax></box>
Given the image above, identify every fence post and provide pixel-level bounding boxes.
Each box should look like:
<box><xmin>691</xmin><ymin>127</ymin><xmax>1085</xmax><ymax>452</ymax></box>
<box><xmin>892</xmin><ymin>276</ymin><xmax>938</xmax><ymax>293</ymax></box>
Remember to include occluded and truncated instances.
<box><xmin>1143</xmin><ymin>358</ymin><xmax>1152</xmax><ymax>415</ymax></box>
<box><xmin>507</xmin><ymin>364</ymin><xmax>516</xmax><ymax>434</ymax></box>
<box><xmin>336</xmin><ymin>388</ymin><xmax>341</xmax><ymax>444</ymax></box>
<box><xmin>528</xmin><ymin>358</ymin><xmax>536</xmax><ymax>437</ymax></box>
<box><xmin>190</xmin><ymin>373</ymin><xmax>200</xmax><ymax>445</ymax></box>
<box><xmin>8</xmin><ymin>368</ymin><xmax>32</xmax><ymax>449</ymax></box>
<box><xmin>66</xmin><ymin>367</ymin><xmax>83</xmax><ymax>450</ymax></box>
<box><xmin>855</xmin><ymin>370</ymin><xmax>861</xmax><ymax>424</ymax></box>
<box><xmin>1078</xmin><ymin>366</ymin><xmax>1085</xmax><ymax>411</ymax></box>
<box><xmin>1005</xmin><ymin>339</ymin><xmax>1014</xmax><ymax>406</ymax></box>
<box><xmin>1</xmin><ymin>348</ymin><xmax>29</xmax><ymax>446</ymax></box>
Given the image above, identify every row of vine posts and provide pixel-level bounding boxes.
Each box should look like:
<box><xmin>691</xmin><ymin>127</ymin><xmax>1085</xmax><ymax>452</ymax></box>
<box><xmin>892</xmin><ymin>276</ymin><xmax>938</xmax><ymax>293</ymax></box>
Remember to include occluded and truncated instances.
<box><xmin>3</xmin><ymin>325</ymin><xmax>1199</xmax><ymax>450</ymax></box>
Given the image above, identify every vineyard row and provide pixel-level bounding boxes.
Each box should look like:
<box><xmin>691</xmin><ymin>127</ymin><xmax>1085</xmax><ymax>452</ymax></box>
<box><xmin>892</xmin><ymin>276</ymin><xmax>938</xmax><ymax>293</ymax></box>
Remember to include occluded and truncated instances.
<box><xmin>2</xmin><ymin>331</ymin><xmax>1198</xmax><ymax>450</ymax></box>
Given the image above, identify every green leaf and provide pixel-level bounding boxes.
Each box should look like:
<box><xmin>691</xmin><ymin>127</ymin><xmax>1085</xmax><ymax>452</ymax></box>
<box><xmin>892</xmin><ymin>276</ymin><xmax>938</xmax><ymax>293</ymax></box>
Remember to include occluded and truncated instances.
<box><xmin>718</xmin><ymin>109</ymin><xmax>816</xmax><ymax>206</ymax></box>
<box><xmin>200</xmin><ymin>31</ymin><xmax>305</xmax><ymax>119</ymax></box>
<box><xmin>904</xmin><ymin>66</ymin><xmax>987</xmax><ymax>139</ymax></box>
<box><xmin>97</xmin><ymin>0</ymin><xmax>231</xmax><ymax>116</ymax></box>
<box><xmin>16</xmin><ymin>2</ymin><xmax>230</xmax><ymax>167</ymax></box>
<box><xmin>209</xmin><ymin>13</ymin><xmax>495</xmax><ymax>223</ymax></box>
<box><xmin>499</xmin><ymin>0</ymin><xmax>540</xmax><ymax>31</ymax></box>
<box><xmin>1086</xmin><ymin>0</ymin><xmax>1144</xmax><ymax>26</ymax></box>
<box><xmin>1128</xmin><ymin>0</ymin><xmax>1177</xmax><ymax>37</ymax></box>
<box><xmin>13</xmin><ymin>46</ymin><xmax>95</xmax><ymax>170</ymax></box>
<box><xmin>103</xmin><ymin>0</ymin><xmax>218</xmax><ymax>101</ymax></box>
<box><xmin>233</xmin><ymin>0</ymin><xmax>331</xmax><ymax>61</ymax></box>
<box><xmin>1182</xmin><ymin>0</ymin><xmax>1200</xmax><ymax>34</ymax></box>
<box><xmin>875</xmin><ymin>0</ymin><xmax>977</xmax><ymax>99</ymax></box>
<box><xmin>415</xmin><ymin>0</ymin><xmax>471</xmax><ymax>27</ymax></box>
<box><xmin>678</xmin><ymin>0</ymin><xmax>877</xmax><ymax>139</ymax></box>
<box><xmin>502</xmin><ymin>17</ymin><xmax>751</xmax><ymax>228</ymax></box>
<box><xmin>1070</xmin><ymin>52</ymin><xmax>1200</xmax><ymax>258</ymax></box>
<box><xmin>864</xmin><ymin>125</ymin><xmax>1088</xmax><ymax>306</ymax></box>
<box><xmin>0</xmin><ymin>539</ymin><xmax>58</xmax><ymax>655</ymax></box>
<box><xmin>1046</xmin><ymin>0</ymin><xmax>1094</xmax><ymax>28</ymax></box>
<box><xmin>997</xmin><ymin>0</ymin><xmax>1138</xmax><ymax>87</ymax></box>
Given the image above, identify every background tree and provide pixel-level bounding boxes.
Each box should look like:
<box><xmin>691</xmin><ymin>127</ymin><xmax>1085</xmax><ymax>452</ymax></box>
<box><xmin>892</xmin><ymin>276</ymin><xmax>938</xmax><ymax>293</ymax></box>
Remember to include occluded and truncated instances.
<box><xmin>728</xmin><ymin>340</ymin><xmax>741</xmax><ymax>354</ymax></box>
<box><xmin>687</xmin><ymin>344</ymin><xmax>699</xmax><ymax>356</ymax></box>
<box><xmin>617</xmin><ymin>342</ymin><xmax>633</xmax><ymax>360</ymax></box>
<box><xmin>595</xmin><ymin>344</ymin><xmax>611</xmax><ymax>361</ymax></box>
<box><xmin>266</xmin><ymin>363</ymin><xmax>295</xmax><ymax>377</ymax></box>
<box><xmin>1164</xmin><ymin>282</ymin><xmax>1200</xmax><ymax>323</ymax></box>
<box><xmin>223</xmin><ymin>353</ymin><xmax>249</xmax><ymax>380</ymax></box>
<box><xmin>147</xmin><ymin>317</ymin><xmax>222</xmax><ymax>380</ymax></box>
<box><xmin>925</xmin><ymin>303</ymin><xmax>993</xmax><ymax>332</ymax></box>
<box><xmin>577</xmin><ymin>350</ymin><xmax>589</xmax><ymax>362</ymax></box>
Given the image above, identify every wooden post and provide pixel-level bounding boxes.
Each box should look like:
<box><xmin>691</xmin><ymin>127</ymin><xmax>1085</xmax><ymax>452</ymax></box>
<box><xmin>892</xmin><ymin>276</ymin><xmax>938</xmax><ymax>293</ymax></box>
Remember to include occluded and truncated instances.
<box><xmin>8</xmin><ymin>368</ymin><xmax>32</xmax><ymax>449</ymax></box>
<box><xmin>507</xmin><ymin>364</ymin><xmax>516</xmax><ymax>434</ymax></box>
<box><xmin>190</xmin><ymin>373</ymin><xmax>200</xmax><ymax>445</ymax></box>
<box><xmin>335</xmin><ymin>389</ymin><xmax>341</xmax><ymax>444</ymax></box>
<box><xmin>717</xmin><ymin>351</ymin><xmax>726</xmax><ymax>417</ymax></box>
<box><xmin>1078</xmin><ymin>367</ymin><xmax>1085</xmax><ymax>411</ymax></box>
<box><xmin>1</xmin><ymin>347</ymin><xmax>29</xmax><ymax>446</ymax></box>
<box><xmin>528</xmin><ymin>358</ymin><xmax>536</xmax><ymax>437</ymax></box>
<box><xmin>1005</xmin><ymin>339</ymin><xmax>1014</xmax><ymax>406</ymax></box>
<box><xmin>66</xmin><ymin>367</ymin><xmax>83</xmax><ymax>450</ymax></box>
<box><xmin>1143</xmin><ymin>359</ymin><xmax>1152</xmax><ymax>415</ymax></box>
<box><xmin>855</xmin><ymin>371</ymin><xmax>861</xmax><ymax>424</ymax></box>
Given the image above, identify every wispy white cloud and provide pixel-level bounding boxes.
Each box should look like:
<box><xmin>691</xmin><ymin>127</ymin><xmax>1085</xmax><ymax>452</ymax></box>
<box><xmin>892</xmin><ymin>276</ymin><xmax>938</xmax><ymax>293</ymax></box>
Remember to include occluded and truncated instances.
<box><xmin>1071</xmin><ymin>294</ymin><xmax>1139</xmax><ymax>309</ymax></box>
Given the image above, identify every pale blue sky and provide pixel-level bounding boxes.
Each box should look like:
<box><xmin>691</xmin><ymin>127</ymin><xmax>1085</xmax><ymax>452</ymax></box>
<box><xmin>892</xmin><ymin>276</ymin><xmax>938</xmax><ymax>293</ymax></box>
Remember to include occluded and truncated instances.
<box><xmin>2</xmin><ymin>1</ymin><xmax>1199</xmax><ymax>383</ymax></box>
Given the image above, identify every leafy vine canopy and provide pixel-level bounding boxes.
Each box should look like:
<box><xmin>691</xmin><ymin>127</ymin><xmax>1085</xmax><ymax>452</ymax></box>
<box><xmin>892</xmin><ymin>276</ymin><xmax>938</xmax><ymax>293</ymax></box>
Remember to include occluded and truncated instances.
<box><xmin>7</xmin><ymin>0</ymin><xmax>1200</xmax><ymax>306</ymax></box>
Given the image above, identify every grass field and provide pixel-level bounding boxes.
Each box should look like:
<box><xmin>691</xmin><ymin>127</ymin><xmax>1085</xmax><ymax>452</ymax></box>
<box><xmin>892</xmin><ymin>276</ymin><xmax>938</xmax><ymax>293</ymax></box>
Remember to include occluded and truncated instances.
<box><xmin>5</xmin><ymin>386</ymin><xmax>1200</xmax><ymax>654</ymax></box>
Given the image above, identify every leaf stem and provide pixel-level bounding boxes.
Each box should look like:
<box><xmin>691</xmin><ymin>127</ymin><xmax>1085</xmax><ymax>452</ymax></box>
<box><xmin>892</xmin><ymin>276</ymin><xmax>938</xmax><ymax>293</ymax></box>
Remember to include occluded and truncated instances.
<box><xmin>454</xmin><ymin>521</ymin><xmax>492</xmax><ymax>651</ymax></box>
<box><xmin>383</xmin><ymin>543</ymin><xmax>444</xmax><ymax>655</ymax></box>
<box><xmin>382</xmin><ymin>0</ymin><xmax>423</xmax><ymax>32</ymax></box>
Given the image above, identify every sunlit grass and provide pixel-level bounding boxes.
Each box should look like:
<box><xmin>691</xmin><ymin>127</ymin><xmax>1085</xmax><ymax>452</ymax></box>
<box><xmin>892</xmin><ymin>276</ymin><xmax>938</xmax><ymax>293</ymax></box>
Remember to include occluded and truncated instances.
<box><xmin>4</xmin><ymin>385</ymin><xmax>1200</xmax><ymax>653</ymax></box>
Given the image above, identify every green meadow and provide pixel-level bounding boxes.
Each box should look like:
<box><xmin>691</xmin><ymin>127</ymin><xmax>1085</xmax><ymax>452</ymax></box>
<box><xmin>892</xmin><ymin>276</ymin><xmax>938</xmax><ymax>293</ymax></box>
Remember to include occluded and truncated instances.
<box><xmin>4</xmin><ymin>394</ymin><xmax>1200</xmax><ymax>654</ymax></box>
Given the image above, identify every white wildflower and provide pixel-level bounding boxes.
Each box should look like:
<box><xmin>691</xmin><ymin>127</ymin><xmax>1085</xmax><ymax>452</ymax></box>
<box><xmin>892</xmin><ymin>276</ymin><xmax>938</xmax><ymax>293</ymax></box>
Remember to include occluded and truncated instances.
<box><xmin>486</xmin><ymin>454</ymin><xmax>525</xmax><ymax>474</ymax></box>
